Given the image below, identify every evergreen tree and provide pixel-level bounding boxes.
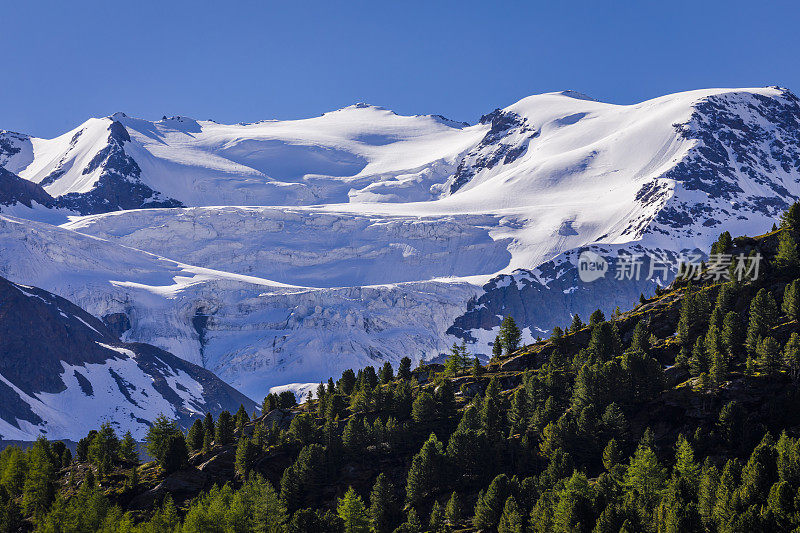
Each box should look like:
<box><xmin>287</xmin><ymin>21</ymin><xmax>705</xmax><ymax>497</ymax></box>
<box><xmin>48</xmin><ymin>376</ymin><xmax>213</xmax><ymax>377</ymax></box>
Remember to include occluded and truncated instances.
<box><xmin>497</xmin><ymin>496</ymin><xmax>524</xmax><ymax>533</ymax></box>
<box><xmin>570</xmin><ymin>314</ymin><xmax>584</xmax><ymax>332</ymax></box>
<box><xmin>379</xmin><ymin>361</ymin><xmax>394</xmax><ymax>384</ymax></box>
<box><xmin>406</xmin><ymin>433</ymin><xmax>444</xmax><ymax>505</ymax></box>
<box><xmin>444</xmin><ymin>342</ymin><xmax>470</xmax><ymax>376</ymax></box>
<box><xmin>337</xmin><ymin>487</ymin><xmax>370</xmax><ymax>533</ymax></box>
<box><xmin>203</xmin><ymin>412</ymin><xmax>214</xmax><ymax>438</ymax></box>
<box><xmin>783</xmin><ymin>279</ymin><xmax>800</xmax><ymax>320</ymax></box>
<box><xmin>589</xmin><ymin>309</ymin><xmax>606</xmax><ymax>327</ymax></box>
<box><xmin>411</xmin><ymin>390</ymin><xmax>436</xmax><ymax>423</ymax></box>
<box><xmin>397</xmin><ymin>357</ymin><xmax>412</xmax><ymax>381</ymax></box>
<box><xmin>145</xmin><ymin>415</ymin><xmax>184</xmax><ymax>469</ymax></box>
<box><xmin>235</xmin><ymin>404</ymin><xmax>250</xmax><ymax>429</ymax></box>
<box><xmin>21</xmin><ymin>438</ymin><xmax>55</xmax><ymax>520</ymax></box>
<box><xmin>339</xmin><ymin>369</ymin><xmax>357</xmax><ymax>396</ymax></box>
<box><xmin>784</xmin><ymin>332</ymin><xmax>800</xmax><ymax>381</ymax></box>
<box><xmin>87</xmin><ymin>422</ymin><xmax>119</xmax><ymax>474</ymax></box>
<box><xmin>746</xmin><ymin>289</ymin><xmax>778</xmax><ymax>354</ymax></box>
<box><xmin>492</xmin><ymin>335</ymin><xmax>503</xmax><ymax>359</ymax></box>
<box><xmin>398</xmin><ymin>508</ymin><xmax>422</xmax><ymax>533</ymax></box>
<box><xmin>368</xmin><ymin>473</ymin><xmax>397</xmax><ymax>533</ymax></box>
<box><xmin>628</xmin><ymin>321</ymin><xmax>650</xmax><ymax>353</ymax></box>
<box><xmin>428</xmin><ymin>500</ymin><xmax>445</xmax><ymax>532</ymax></box>
<box><xmin>187</xmin><ymin>419</ymin><xmax>205</xmax><ymax>452</ymax></box>
<box><xmin>757</xmin><ymin>336</ymin><xmax>782</xmax><ymax>376</ymax></box>
<box><xmin>444</xmin><ymin>492</ymin><xmax>462</xmax><ymax>526</ymax></box>
<box><xmin>215</xmin><ymin>411</ymin><xmax>235</xmax><ymax>445</ymax></box>
<box><xmin>235</xmin><ymin>436</ymin><xmax>255</xmax><ymax>479</ymax></box>
<box><xmin>603</xmin><ymin>439</ymin><xmax>622</xmax><ymax>471</ymax></box>
<box><xmin>472</xmin><ymin>357</ymin><xmax>485</xmax><ymax>377</ymax></box>
<box><xmin>498</xmin><ymin>316</ymin><xmax>522</xmax><ymax>355</ymax></box>
<box><xmin>721</xmin><ymin>311</ymin><xmax>742</xmax><ymax>357</ymax></box>
<box><xmin>624</xmin><ymin>443</ymin><xmax>667</xmax><ymax>521</ymax></box>
<box><xmin>119</xmin><ymin>431</ymin><xmax>138</xmax><ymax>464</ymax></box>
<box><xmin>473</xmin><ymin>474</ymin><xmax>509</xmax><ymax>530</ymax></box>
<box><xmin>781</xmin><ymin>201</ymin><xmax>800</xmax><ymax>232</ymax></box>
<box><xmin>162</xmin><ymin>433</ymin><xmax>188</xmax><ymax>474</ymax></box>
<box><xmin>777</xmin><ymin>230</ymin><xmax>800</xmax><ymax>267</ymax></box>
<box><xmin>280</xmin><ymin>465</ymin><xmax>301</xmax><ymax>514</ymax></box>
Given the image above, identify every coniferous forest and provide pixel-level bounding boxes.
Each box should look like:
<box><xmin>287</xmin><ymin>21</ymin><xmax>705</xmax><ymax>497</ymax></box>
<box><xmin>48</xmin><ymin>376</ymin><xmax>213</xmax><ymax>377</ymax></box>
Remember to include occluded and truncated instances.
<box><xmin>6</xmin><ymin>206</ymin><xmax>800</xmax><ymax>532</ymax></box>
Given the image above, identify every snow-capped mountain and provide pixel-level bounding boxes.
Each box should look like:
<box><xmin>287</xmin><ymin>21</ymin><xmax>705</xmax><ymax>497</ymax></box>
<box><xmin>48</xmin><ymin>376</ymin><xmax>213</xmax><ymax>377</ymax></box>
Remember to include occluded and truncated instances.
<box><xmin>1</xmin><ymin>86</ymin><xmax>798</xmax><ymax>400</ymax></box>
<box><xmin>0</xmin><ymin>274</ymin><xmax>256</xmax><ymax>441</ymax></box>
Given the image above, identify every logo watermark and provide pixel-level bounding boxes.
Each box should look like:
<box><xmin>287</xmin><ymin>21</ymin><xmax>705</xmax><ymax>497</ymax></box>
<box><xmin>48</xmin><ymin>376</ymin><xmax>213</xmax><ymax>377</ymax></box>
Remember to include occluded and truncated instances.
<box><xmin>578</xmin><ymin>252</ymin><xmax>762</xmax><ymax>283</ymax></box>
<box><xmin>578</xmin><ymin>251</ymin><xmax>609</xmax><ymax>282</ymax></box>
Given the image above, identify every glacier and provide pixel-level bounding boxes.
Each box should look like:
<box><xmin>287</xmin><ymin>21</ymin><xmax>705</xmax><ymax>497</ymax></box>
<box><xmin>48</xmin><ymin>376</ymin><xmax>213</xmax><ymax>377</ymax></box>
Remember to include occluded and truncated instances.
<box><xmin>1</xmin><ymin>86</ymin><xmax>799</xmax><ymax>402</ymax></box>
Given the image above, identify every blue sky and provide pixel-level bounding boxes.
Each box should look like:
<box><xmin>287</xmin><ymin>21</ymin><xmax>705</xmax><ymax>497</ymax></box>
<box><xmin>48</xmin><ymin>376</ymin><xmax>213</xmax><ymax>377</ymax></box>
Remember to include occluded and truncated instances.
<box><xmin>2</xmin><ymin>0</ymin><xmax>799</xmax><ymax>137</ymax></box>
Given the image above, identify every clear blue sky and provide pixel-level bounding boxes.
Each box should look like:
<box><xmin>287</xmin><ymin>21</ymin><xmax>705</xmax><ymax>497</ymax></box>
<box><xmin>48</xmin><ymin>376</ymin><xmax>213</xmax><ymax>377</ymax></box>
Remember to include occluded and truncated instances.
<box><xmin>3</xmin><ymin>0</ymin><xmax>799</xmax><ymax>138</ymax></box>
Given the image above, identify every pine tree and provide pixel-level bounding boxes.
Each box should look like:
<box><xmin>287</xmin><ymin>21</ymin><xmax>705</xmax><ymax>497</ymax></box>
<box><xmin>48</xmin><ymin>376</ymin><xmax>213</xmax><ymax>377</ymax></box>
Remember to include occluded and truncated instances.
<box><xmin>397</xmin><ymin>357</ymin><xmax>412</xmax><ymax>381</ymax></box>
<box><xmin>235</xmin><ymin>404</ymin><xmax>250</xmax><ymax>429</ymax></box>
<box><xmin>781</xmin><ymin>202</ymin><xmax>800</xmax><ymax>233</ymax></box>
<box><xmin>628</xmin><ymin>321</ymin><xmax>649</xmax><ymax>353</ymax></box>
<box><xmin>405</xmin><ymin>433</ymin><xmax>444</xmax><ymax>505</ymax></box>
<box><xmin>337</xmin><ymin>487</ymin><xmax>370</xmax><ymax>533</ymax></box>
<box><xmin>162</xmin><ymin>433</ymin><xmax>188</xmax><ymax>474</ymax></box>
<box><xmin>473</xmin><ymin>474</ymin><xmax>509</xmax><ymax>530</ymax></box>
<box><xmin>757</xmin><ymin>336</ymin><xmax>782</xmax><ymax>376</ymax></box>
<box><xmin>444</xmin><ymin>492</ymin><xmax>462</xmax><ymax>526</ymax></box>
<box><xmin>202</xmin><ymin>427</ymin><xmax>212</xmax><ymax>453</ymax></box>
<box><xmin>603</xmin><ymin>439</ymin><xmax>622</xmax><ymax>471</ymax></box>
<box><xmin>235</xmin><ymin>436</ymin><xmax>255</xmax><ymax>479</ymax></box>
<box><xmin>368</xmin><ymin>473</ymin><xmax>397</xmax><ymax>533</ymax></box>
<box><xmin>21</xmin><ymin>438</ymin><xmax>55</xmax><ymax>520</ymax></box>
<box><xmin>624</xmin><ymin>443</ymin><xmax>667</xmax><ymax>520</ymax></box>
<box><xmin>498</xmin><ymin>316</ymin><xmax>522</xmax><ymax>355</ymax></box>
<box><xmin>280</xmin><ymin>465</ymin><xmax>301</xmax><ymax>513</ymax></box>
<box><xmin>472</xmin><ymin>357</ymin><xmax>485</xmax><ymax>377</ymax></box>
<box><xmin>710</xmin><ymin>349</ymin><xmax>729</xmax><ymax>387</ymax></box>
<box><xmin>119</xmin><ymin>431</ymin><xmax>139</xmax><ymax>464</ymax></box>
<box><xmin>145</xmin><ymin>415</ymin><xmax>184</xmax><ymax>469</ymax></box>
<box><xmin>496</xmin><ymin>496</ymin><xmax>523</xmax><ymax>533</ymax></box>
<box><xmin>721</xmin><ymin>311</ymin><xmax>742</xmax><ymax>357</ymax></box>
<box><xmin>777</xmin><ymin>231</ymin><xmax>800</xmax><ymax>267</ymax></box>
<box><xmin>783</xmin><ymin>280</ymin><xmax>800</xmax><ymax>320</ymax></box>
<box><xmin>746</xmin><ymin>289</ymin><xmax>778</xmax><ymax>354</ymax></box>
<box><xmin>689</xmin><ymin>337</ymin><xmax>708</xmax><ymax>377</ymax></box>
<box><xmin>428</xmin><ymin>500</ymin><xmax>445</xmax><ymax>532</ymax></box>
<box><xmin>87</xmin><ymin>422</ymin><xmax>119</xmax><ymax>472</ymax></box>
<box><xmin>379</xmin><ymin>361</ymin><xmax>394</xmax><ymax>384</ymax></box>
<box><xmin>492</xmin><ymin>335</ymin><xmax>502</xmax><ymax>359</ymax></box>
<box><xmin>400</xmin><ymin>508</ymin><xmax>422</xmax><ymax>533</ymax></box>
<box><xmin>187</xmin><ymin>419</ymin><xmax>205</xmax><ymax>452</ymax></box>
<box><xmin>412</xmin><ymin>391</ymin><xmax>436</xmax><ymax>423</ymax></box>
<box><xmin>570</xmin><ymin>313</ymin><xmax>584</xmax><ymax>332</ymax></box>
<box><xmin>784</xmin><ymin>332</ymin><xmax>800</xmax><ymax>381</ymax></box>
<box><xmin>589</xmin><ymin>309</ymin><xmax>606</xmax><ymax>327</ymax></box>
<box><xmin>674</xmin><ymin>434</ymin><xmax>701</xmax><ymax>492</ymax></box>
<box><xmin>444</xmin><ymin>342</ymin><xmax>470</xmax><ymax>376</ymax></box>
<box><xmin>215</xmin><ymin>411</ymin><xmax>235</xmax><ymax>445</ymax></box>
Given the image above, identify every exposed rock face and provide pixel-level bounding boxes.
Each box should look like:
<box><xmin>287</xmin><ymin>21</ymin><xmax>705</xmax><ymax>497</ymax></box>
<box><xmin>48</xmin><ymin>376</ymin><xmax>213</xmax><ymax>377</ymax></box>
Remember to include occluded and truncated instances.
<box><xmin>448</xmin><ymin>246</ymin><xmax>671</xmax><ymax>342</ymax></box>
<box><xmin>0</xmin><ymin>167</ymin><xmax>54</xmax><ymax>208</ymax></box>
<box><xmin>0</xmin><ymin>275</ymin><xmax>256</xmax><ymax>440</ymax></box>
<box><xmin>54</xmin><ymin>121</ymin><xmax>183</xmax><ymax>214</ymax></box>
<box><xmin>447</xmin><ymin>109</ymin><xmax>537</xmax><ymax>194</ymax></box>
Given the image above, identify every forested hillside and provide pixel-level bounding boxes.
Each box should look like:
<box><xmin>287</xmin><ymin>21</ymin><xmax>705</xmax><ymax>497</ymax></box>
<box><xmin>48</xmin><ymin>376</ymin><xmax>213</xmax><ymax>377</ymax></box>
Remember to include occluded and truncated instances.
<box><xmin>5</xmin><ymin>206</ymin><xmax>800</xmax><ymax>532</ymax></box>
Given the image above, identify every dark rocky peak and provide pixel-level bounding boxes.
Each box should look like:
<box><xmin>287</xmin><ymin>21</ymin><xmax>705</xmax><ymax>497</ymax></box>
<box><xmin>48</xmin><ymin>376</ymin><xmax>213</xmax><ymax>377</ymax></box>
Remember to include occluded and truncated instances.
<box><xmin>0</xmin><ymin>167</ymin><xmax>54</xmax><ymax>208</ymax></box>
<box><xmin>0</xmin><ymin>275</ymin><xmax>118</xmax><ymax>396</ymax></box>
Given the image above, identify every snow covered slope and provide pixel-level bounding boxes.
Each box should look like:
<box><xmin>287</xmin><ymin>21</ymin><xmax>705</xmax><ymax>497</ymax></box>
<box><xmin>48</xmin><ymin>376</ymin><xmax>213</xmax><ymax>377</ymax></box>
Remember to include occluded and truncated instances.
<box><xmin>0</xmin><ymin>274</ymin><xmax>256</xmax><ymax>441</ymax></box>
<box><xmin>0</xmin><ymin>214</ymin><xmax>477</xmax><ymax>399</ymax></box>
<box><xmin>1</xmin><ymin>86</ymin><xmax>799</xmax><ymax>404</ymax></box>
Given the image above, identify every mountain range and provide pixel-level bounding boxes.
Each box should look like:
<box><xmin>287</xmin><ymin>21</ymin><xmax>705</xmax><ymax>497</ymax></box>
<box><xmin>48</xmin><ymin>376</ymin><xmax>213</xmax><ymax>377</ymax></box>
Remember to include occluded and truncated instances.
<box><xmin>1</xmin><ymin>86</ymin><xmax>799</xmax><ymax>423</ymax></box>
